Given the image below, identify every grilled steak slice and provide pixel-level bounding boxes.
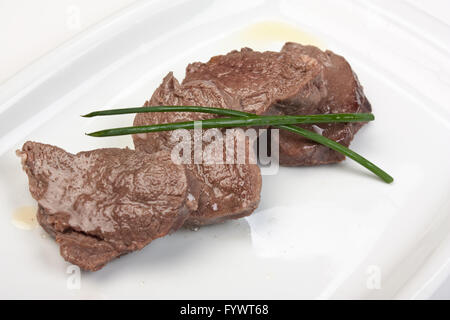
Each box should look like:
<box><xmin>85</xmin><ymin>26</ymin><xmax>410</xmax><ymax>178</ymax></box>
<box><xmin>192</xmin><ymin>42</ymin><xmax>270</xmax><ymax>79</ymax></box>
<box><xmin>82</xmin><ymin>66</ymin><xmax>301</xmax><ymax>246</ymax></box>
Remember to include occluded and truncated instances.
<box><xmin>183</xmin><ymin>42</ymin><xmax>372</xmax><ymax>165</ymax></box>
<box><xmin>133</xmin><ymin>73</ymin><xmax>262</xmax><ymax>227</ymax></box>
<box><xmin>18</xmin><ymin>142</ymin><xmax>198</xmax><ymax>271</ymax></box>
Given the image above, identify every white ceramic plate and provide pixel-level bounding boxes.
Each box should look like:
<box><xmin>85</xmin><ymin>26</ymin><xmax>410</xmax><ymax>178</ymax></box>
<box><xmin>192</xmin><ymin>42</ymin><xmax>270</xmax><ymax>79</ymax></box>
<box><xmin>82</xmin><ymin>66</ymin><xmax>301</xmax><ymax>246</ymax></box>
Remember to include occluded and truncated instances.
<box><xmin>1</xmin><ymin>0</ymin><xmax>450</xmax><ymax>299</ymax></box>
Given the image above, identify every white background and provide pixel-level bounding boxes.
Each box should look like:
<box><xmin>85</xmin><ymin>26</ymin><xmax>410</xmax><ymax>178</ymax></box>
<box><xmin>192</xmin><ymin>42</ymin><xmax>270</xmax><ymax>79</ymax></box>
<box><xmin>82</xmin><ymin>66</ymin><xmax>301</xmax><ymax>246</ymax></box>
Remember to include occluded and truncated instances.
<box><xmin>1</xmin><ymin>0</ymin><xmax>449</xmax><ymax>299</ymax></box>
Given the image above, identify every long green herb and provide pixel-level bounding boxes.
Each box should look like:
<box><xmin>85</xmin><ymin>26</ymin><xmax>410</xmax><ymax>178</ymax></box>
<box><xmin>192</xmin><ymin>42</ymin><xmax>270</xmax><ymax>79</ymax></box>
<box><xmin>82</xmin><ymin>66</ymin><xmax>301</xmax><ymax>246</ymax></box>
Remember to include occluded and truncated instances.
<box><xmin>84</xmin><ymin>106</ymin><xmax>393</xmax><ymax>183</ymax></box>
<box><xmin>86</xmin><ymin>114</ymin><xmax>373</xmax><ymax>135</ymax></box>
<box><xmin>83</xmin><ymin>106</ymin><xmax>373</xmax><ymax>121</ymax></box>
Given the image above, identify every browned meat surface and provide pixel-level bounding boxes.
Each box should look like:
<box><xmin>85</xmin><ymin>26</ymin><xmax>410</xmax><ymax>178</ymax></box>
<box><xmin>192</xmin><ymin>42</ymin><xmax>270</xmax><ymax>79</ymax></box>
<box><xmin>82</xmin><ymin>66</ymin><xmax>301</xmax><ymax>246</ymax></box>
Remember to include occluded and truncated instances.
<box><xmin>184</xmin><ymin>47</ymin><xmax>326</xmax><ymax>115</ymax></box>
<box><xmin>18</xmin><ymin>142</ymin><xmax>198</xmax><ymax>271</ymax></box>
<box><xmin>276</xmin><ymin>43</ymin><xmax>372</xmax><ymax>165</ymax></box>
<box><xmin>183</xmin><ymin>42</ymin><xmax>372</xmax><ymax>165</ymax></box>
<box><xmin>133</xmin><ymin>73</ymin><xmax>262</xmax><ymax>227</ymax></box>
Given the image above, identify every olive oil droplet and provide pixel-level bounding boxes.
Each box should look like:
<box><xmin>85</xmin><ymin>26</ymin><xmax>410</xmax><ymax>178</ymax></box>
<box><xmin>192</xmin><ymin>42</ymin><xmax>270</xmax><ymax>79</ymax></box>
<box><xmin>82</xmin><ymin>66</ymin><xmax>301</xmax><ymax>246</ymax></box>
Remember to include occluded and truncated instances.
<box><xmin>236</xmin><ymin>21</ymin><xmax>324</xmax><ymax>50</ymax></box>
<box><xmin>12</xmin><ymin>206</ymin><xmax>38</xmax><ymax>230</ymax></box>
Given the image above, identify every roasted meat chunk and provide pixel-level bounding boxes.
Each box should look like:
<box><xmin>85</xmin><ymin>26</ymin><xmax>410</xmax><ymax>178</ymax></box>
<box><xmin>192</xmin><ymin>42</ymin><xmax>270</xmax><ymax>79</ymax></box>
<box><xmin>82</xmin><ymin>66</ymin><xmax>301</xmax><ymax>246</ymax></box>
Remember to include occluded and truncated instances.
<box><xmin>18</xmin><ymin>142</ymin><xmax>198</xmax><ymax>270</ymax></box>
<box><xmin>183</xmin><ymin>43</ymin><xmax>371</xmax><ymax>165</ymax></box>
<box><xmin>133</xmin><ymin>73</ymin><xmax>262</xmax><ymax>227</ymax></box>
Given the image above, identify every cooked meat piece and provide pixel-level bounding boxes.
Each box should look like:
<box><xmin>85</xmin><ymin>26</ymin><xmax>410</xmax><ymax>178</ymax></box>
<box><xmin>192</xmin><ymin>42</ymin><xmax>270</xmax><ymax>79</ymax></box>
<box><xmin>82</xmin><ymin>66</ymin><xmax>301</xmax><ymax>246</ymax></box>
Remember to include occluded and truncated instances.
<box><xmin>183</xmin><ymin>42</ymin><xmax>372</xmax><ymax>165</ymax></box>
<box><xmin>183</xmin><ymin>163</ymin><xmax>261</xmax><ymax>226</ymax></box>
<box><xmin>18</xmin><ymin>142</ymin><xmax>198</xmax><ymax>271</ymax></box>
<box><xmin>133</xmin><ymin>73</ymin><xmax>262</xmax><ymax>227</ymax></box>
<box><xmin>184</xmin><ymin>47</ymin><xmax>327</xmax><ymax>115</ymax></box>
<box><xmin>276</xmin><ymin>43</ymin><xmax>372</xmax><ymax>165</ymax></box>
